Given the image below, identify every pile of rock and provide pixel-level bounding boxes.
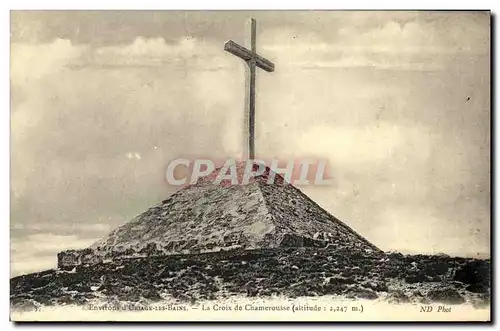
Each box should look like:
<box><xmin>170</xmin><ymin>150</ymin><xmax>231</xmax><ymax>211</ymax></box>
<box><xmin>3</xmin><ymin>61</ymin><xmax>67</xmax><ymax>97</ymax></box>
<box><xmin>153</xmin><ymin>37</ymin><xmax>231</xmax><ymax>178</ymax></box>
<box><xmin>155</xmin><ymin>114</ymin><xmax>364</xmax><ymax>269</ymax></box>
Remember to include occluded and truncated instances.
<box><xmin>12</xmin><ymin>246</ymin><xmax>490</xmax><ymax>311</ymax></box>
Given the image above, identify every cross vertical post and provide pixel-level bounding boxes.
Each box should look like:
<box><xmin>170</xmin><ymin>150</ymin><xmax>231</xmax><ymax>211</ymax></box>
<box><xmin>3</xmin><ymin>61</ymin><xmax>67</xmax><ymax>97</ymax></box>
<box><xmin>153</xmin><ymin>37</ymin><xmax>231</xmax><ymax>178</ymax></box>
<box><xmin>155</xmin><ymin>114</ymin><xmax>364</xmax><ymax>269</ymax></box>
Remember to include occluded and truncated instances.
<box><xmin>224</xmin><ymin>18</ymin><xmax>275</xmax><ymax>161</ymax></box>
<box><xmin>248</xmin><ymin>19</ymin><xmax>257</xmax><ymax>160</ymax></box>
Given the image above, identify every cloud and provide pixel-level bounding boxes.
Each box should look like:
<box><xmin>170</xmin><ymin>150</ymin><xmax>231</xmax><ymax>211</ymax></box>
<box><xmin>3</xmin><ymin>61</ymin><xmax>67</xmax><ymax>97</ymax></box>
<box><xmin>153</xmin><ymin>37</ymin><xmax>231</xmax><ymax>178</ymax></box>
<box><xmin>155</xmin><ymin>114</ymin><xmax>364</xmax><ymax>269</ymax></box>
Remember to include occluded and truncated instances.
<box><xmin>11</xmin><ymin>234</ymin><xmax>95</xmax><ymax>254</ymax></box>
<box><xmin>261</xmin><ymin>17</ymin><xmax>489</xmax><ymax>71</ymax></box>
<box><xmin>294</xmin><ymin>123</ymin><xmax>432</xmax><ymax>167</ymax></box>
<box><xmin>104</xmin><ymin>37</ymin><xmax>198</xmax><ymax>57</ymax></box>
<box><xmin>11</xmin><ymin>39</ymin><xmax>84</xmax><ymax>87</ymax></box>
<box><xmin>11</xmin><ymin>234</ymin><xmax>98</xmax><ymax>277</ymax></box>
<box><xmin>72</xmin><ymin>36</ymin><xmax>232</xmax><ymax>70</ymax></box>
<box><xmin>371</xmin><ymin>206</ymin><xmax>490</xmax><ymax>257</ymax></box>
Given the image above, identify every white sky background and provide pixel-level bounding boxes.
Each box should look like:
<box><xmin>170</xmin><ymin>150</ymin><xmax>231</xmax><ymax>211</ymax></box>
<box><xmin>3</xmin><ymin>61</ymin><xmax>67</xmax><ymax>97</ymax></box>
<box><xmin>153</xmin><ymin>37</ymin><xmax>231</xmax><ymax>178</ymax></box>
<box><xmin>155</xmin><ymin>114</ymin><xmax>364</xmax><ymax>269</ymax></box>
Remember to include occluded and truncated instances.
<box><xmin>10</xmin><ymin>11</ymin><xmax>490</xmax><ymax>276</ymax></box>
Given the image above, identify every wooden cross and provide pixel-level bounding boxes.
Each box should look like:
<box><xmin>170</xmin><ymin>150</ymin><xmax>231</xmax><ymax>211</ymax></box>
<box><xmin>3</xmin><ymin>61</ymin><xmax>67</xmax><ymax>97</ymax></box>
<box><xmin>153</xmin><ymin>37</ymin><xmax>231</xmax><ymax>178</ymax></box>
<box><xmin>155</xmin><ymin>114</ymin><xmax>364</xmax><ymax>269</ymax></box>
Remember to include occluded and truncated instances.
<box><xmin>224</xmin><ymin>18</ymin><xmax>275</xmax><ymax>160</ymax></box>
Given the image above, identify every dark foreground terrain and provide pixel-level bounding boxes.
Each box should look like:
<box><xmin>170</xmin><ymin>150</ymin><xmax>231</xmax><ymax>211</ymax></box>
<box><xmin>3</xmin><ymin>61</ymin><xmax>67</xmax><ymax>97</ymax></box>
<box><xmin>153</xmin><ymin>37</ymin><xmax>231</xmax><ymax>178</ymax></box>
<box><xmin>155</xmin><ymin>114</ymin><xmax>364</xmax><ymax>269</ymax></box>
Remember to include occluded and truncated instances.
<box><xmin>11</xmin><ymin>247</ymin><xmax>490</xmax><ymax>311</ymax></box>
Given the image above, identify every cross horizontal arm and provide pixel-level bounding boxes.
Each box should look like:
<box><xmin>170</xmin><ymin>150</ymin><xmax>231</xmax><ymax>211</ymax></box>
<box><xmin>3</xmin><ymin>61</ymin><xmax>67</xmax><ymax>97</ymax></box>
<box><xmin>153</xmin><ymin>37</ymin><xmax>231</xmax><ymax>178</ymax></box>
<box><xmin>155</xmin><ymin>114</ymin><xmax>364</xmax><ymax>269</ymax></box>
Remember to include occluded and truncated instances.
<box><xmin>224</xmin><ymin>40</ymin><xmax>275</xmax><ymax>73</ymax></box>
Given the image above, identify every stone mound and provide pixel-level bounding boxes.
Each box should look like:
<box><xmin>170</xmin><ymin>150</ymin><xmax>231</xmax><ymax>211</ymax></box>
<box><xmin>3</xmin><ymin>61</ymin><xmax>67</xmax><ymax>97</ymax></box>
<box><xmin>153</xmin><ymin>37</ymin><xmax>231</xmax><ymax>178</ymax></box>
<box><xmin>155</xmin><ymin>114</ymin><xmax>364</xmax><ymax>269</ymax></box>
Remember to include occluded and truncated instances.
<box><xmin>58</xmin><ymin>161</ymin><xmax>380</xmax><ymax>269</ymax></box>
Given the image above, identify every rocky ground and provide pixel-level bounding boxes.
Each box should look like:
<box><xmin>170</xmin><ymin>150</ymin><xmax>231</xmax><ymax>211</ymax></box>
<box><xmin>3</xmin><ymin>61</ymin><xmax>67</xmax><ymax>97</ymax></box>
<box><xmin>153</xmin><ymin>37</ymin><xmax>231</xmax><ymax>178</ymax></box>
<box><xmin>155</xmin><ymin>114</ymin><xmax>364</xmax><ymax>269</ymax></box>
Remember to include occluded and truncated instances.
<box><xmin>11</xmin><ymin>246</ymin><xmax>490</xmax><ymax>312</ymax></box>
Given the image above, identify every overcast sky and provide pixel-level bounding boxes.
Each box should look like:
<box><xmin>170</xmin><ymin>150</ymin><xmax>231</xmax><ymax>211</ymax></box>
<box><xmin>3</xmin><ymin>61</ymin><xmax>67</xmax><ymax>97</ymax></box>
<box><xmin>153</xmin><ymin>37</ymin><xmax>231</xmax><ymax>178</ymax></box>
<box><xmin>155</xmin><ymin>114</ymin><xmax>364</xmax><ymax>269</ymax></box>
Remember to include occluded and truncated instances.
<box><xmin>11</xmin><ymin>11</ymin><xmax>490</xmax><ymax>276</ymax></box>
